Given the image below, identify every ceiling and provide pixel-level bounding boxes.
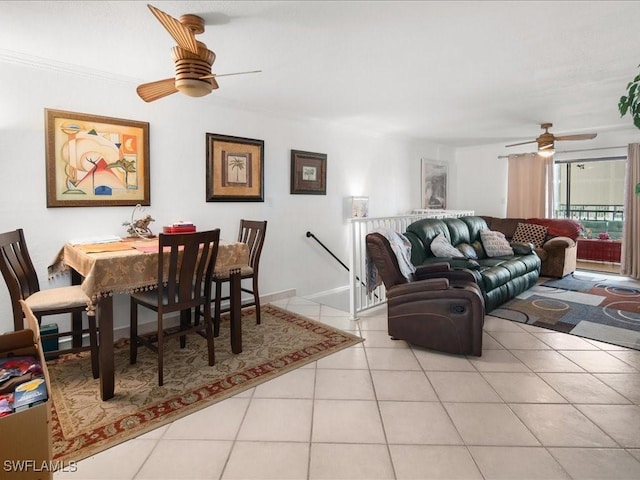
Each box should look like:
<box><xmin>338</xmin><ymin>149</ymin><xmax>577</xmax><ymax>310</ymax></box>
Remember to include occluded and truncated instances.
<box><xmin>2</xmin><ymin>0</ymin><xmax>640</xmax><ymax>148</ymax></box>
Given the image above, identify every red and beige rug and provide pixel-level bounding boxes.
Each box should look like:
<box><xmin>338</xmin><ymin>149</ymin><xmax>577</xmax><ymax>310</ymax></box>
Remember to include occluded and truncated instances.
<box><xmin>47</xmin><ymin>304</ymin><xmax>362</xmax><ymax>463</ymax></box>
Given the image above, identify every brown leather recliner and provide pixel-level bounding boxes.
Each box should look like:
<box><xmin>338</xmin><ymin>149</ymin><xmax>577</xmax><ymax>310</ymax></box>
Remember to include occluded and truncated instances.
<box><xmin>366</xmin><ymin>232</ymin><xmax>485</xmax><ymax>356</ymax></box>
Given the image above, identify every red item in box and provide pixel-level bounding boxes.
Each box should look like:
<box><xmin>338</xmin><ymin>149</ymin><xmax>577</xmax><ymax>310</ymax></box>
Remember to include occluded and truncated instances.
<box><xmin>163</xmin><ymin>225</ymin><xmax>196</xmax><ymax>234</ymax></box>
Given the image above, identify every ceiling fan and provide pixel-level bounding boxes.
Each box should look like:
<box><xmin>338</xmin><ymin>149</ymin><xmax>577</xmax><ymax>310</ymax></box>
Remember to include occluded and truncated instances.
<box><xmin>136</xmin><ymin>4</ymin><xmax>261</xmax><ymax>103</ymax></box>
<box><xmin>505</xmin><ymin>123</ymin><xmax>597</xmax><ymax>157</ymax></box>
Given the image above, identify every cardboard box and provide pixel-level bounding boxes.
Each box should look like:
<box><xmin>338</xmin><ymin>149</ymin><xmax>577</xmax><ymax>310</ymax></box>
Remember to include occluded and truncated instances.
<box><xmin>0</xmin><ymin>310</ymin><xmax>53</xmax><ymax>480</ymax></box>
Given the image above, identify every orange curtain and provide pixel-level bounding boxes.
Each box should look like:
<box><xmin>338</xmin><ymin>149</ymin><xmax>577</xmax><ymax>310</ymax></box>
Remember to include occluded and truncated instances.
<box><xmin>622</xmin><ymin>143</ymin><xmax>640</xmax><ymax>279</ymax></box>
<box><xmin>507</xmin><ymin>153</ymin><xmax>554</xmax><ymax>218</ymax></box>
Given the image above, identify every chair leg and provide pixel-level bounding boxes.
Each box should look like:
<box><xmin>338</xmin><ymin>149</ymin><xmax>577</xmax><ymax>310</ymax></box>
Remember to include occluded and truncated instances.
<box><xmin>253</xmin><ymin>276</ymin><xmax>261</xmax><ymax>324</ymax></box>
<box><xmin>71</xmin><ymin>311</ymin><xmax>83</xmax><ymax>349</ymax></box>
<box><xmin>179</xmin><ymin>309</ymin><xmax>190</xmax><ymax>349</ymax></box>
<box><xmin>88</xmin><ymin>314</ymin><xmax>99</xmax><ymax>379</ymax></box>
<box><xmin>205</xmin><ymin>306</ymin><xmax>215</xmax><ymax>366</ymax></box>
<box><xmin>214</xmin><ymin>281</ymin><xmax>222</xmax><ymax>337</ymax></box>
<box><xmin>130</xmin><ymin>301</ymin><xmax>138</xmax><ymax>365</ymax></box>
<box><xmin>157</xmin><ymin>315</ymin><xmax>164</xmax><ymax>386</ymax></box>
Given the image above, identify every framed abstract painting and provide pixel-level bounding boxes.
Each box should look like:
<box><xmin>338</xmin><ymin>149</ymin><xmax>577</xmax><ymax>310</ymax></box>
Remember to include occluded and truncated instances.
<box><xmin>45</xmin><ymin>109</ymin><xmax>150</xmax><ymax>207</ymax></box>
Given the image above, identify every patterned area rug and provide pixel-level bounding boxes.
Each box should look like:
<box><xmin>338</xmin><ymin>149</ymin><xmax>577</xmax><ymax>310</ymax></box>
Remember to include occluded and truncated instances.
<box><xmin>48</xmin><ymin>304</ymin><xmax>362</xmax><ymax>463</ymax></box>
<box><xmin>491</xmin><ymin>272</ymin><xmax>640</xmax><ymax>350</ymax></box>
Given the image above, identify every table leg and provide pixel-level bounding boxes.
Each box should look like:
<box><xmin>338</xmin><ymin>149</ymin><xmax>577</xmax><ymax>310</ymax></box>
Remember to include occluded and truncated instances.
<box><xmin>229</xmin><ymin>268</ymin><xmax>242</xmax><ymax>354</ymax></box>
<box><xmin>96</xmin><ymin>296</ymin><xmax>114</xmax><ymax>401</ymax></box>
<box><xmin>71</xmin><ymin>269</ymin><xmax>83</xmax><ymax>348</ymax></box>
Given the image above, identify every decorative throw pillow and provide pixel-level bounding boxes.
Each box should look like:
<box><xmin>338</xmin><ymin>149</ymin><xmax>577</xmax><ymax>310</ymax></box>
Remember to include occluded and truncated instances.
<box><xmin>471</xmin><ymin>240</ymin><xmax>487</xmax><ymax>259</ymax></box>
<box><xmin>512</xmin><ymin>222</ymin><xmax>548</xmax><ymax>248</ymax></box>
<box><xmin>456</xmin><ymin>242</ymin><xmax>478</xmax><ymax>260</ymax></box>
<box><xmin>430</xmin><ymin>233</ymin><xmax>464</xmax><ymax>258</ymax></box>
<box><xmin>480</xmin><ymin>230</ymin><xmax>514</xmax><ymax>257</ymax></box>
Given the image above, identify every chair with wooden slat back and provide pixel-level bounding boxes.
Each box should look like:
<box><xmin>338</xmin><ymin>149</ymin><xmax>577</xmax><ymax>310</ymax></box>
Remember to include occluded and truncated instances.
<box><xmin>212</xmin><ymin>220</ymin><xmax>267</xmax><ymax>336</ymax></box>
<box><xmin>0</xmin><ymin>228</ymin><xmax>99</xmax><ymax>377</ymax></box>
<box><xmin>129</xmin><ymin>229</ymin><xmax>220</xmax><ymax>386</ymax></box>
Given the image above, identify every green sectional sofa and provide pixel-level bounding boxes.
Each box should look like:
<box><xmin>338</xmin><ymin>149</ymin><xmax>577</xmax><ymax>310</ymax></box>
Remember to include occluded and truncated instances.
<box><xmin>404</xmin><ymin>216</ymin><xmax>541</xmax><ymax>312</ymax></box>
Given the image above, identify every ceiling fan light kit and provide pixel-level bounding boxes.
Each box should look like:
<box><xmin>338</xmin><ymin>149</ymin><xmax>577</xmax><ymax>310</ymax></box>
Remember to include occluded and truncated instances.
<box><xmin>137</xmin><ymin>3</ymin><xmax>259</xmax><ymax>103</ymax></box>
<box><xmin>175</xmin><ymin>78</ymin><xmax>213</xmax><ymax>97</ymax></box>
<box><xmin>505</xmin><ymin>122</ymin><xmax>597</xmax><ymax>157</ymax></box>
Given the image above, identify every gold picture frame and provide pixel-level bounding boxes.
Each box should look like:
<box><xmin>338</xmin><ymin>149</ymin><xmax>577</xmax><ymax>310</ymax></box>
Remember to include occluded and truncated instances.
<box><xmin>45</xmin><ymin>109</ymin><xmax>150</xmax><ymax>208</ymax></box>
<box><xmin>206</xmin><ymin>133</ymin><xmax>265</xmax><ymax>202</ymax></box>
<box><xmin>290</xmin><ymin>150</ymin><xmax>327</xmax><ymax>195</ymax></box>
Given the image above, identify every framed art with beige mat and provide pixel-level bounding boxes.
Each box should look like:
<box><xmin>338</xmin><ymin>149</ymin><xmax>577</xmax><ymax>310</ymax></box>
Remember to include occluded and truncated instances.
<box><xmin>48</xmin><ymin>305</ymin><xmax>362</xmax><ymax>463</ymax></box>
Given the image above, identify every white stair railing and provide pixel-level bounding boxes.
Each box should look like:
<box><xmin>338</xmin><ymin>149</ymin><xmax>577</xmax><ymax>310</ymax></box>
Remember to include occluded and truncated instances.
<box><xmin>348</xmin><ymin>210</ymin><xmax>474</xmax><ymax>319</ymax></box>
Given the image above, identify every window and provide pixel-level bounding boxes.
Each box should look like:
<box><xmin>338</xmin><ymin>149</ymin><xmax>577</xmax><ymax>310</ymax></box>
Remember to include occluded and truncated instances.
<box><xmin>554</xmin><ymin>157</ymin><xmax>625</xmax><ymax>239</ymax></box>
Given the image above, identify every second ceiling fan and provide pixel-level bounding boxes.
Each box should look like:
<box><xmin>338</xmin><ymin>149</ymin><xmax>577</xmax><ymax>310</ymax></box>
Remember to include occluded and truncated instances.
<box><xmin>506</xmin><ymin>123</ymin><xmax>597</xmax><ymax>157</ymax></box>
<box><xmin>136</xmin><ymin>4</ymin><xmax>261</xmax><ymax>103</ymax></box>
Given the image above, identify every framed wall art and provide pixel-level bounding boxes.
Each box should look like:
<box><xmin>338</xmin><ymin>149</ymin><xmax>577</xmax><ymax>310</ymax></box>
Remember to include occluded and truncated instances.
<box><xmin>206</xmin><ymin>133</ymin><xmax>264</xmax><ymax>202</ymax></box>
<box><xmin>421</xmin><ymin>159</ymin><xmax>448</xmax><ymax>209</ymax></box>
<box><xmin>45</xmin><ymin>109</ymin><xmax>150</xmax><ymax>207</ymax></box>
<box><xmin>351</xmin><ymin>196</ymin><xmax>369</xmax><ymax>218</ymax></box>
<box><xmin>290</xmin><ymin>150</ymin><xmax>327</xmax><ymax>195</ymax></box>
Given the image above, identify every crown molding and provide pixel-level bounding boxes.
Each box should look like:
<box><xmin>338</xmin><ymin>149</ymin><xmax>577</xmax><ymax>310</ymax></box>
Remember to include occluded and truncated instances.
<box><xmin>0</xmin><ymin>48</ymin><xmax>139</xmax><ymax>85</ymax></box>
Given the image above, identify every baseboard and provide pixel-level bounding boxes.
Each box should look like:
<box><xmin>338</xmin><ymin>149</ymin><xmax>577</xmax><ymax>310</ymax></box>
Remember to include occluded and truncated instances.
<box><xmin>304</xmin><ymin>285</ymin><xmax>349</xmax><ymax>301</ymax></box>
<box><xmin>57</xmin><ymin>288</ymin><xmax>300</xmax><ymax>346</ymax></box>
<box><xmin>262</xmin><ymin>288</ymin><xmax>297</xmax><ymax>303</ymax></box>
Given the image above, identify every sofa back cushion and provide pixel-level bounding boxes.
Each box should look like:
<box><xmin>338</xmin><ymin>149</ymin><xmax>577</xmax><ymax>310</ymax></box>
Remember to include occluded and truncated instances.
<box><xmin>405</xmin><ymin>218</ymin><xmax>451</xmax><ymax>264</ymax></box>
<box><xmin>365</xmin><ymin>233</ymin><xmax>409</xmax><ymax>289</ymax></box>
<box><xmin>442</xmin><ymin>218</ymin><xmax>472</xmax><ymax>245</ymax></box>
<box><xmin>526</xmin><ymin>218</ymin><xmax>582</xmax><ymax>241</ymax></box>
<box><xmin>480</xmin><ymin>216</ymin><xmax>525</xmax><ymax>239</ymax></box>
<box><xmin>459</xmin><ymin>216</ymin><xmax>490</xmax><ymax>243</ymax></box>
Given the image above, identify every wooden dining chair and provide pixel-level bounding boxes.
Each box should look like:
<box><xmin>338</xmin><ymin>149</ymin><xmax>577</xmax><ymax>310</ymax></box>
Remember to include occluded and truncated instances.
<box><xmin>212</xmin><ymin>220</ymin><xmax>267</xmax><ymax>336</ymax></box>
<box><xmin>129</xmin><ymin>229</ymin><xmax>220</xmax><ymax>386</ymax></box>
<box><xmin>0</xmin><ymin>228</ymin><xmax>99</xmax><ymax>378</ymax></box>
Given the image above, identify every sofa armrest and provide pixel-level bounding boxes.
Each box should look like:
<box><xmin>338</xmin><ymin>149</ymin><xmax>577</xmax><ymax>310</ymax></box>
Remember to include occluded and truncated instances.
<box><xmin>389</xmin><ymin>278</ymin><xmax>450</xmax><ymax>297</ymax></box>
<box><xmin>543</xmin><ymin>236</ymin><xmax>576</xmax><ymax>250</ymax></box>
<box><xmin>415</xmin><ymin>262</ymin><xmax>452</xmax><ymax>275</ymax></box>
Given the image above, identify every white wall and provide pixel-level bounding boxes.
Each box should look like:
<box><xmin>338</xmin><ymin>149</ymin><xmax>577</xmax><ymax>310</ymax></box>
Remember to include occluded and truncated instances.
<box><xmin>453</xmin><ymin>129</ymin><xmax>640</xmax><ymax>217</ymax></box>
<box><xmin>0</xmin><ymin>61</ymin><xmax>452</xmax><ymax>335</ymax></box>
<box><xmin>452</xmin><ymin>144</ymin><xmax>509</xmax><ymax>216</ymax></box>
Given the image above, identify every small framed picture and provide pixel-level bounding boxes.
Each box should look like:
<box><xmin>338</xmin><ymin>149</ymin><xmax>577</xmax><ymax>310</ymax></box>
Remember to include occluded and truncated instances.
<box><xmin>290</xmin><ymin>150</ymin><xmax>327</xmax><ymax>195</ymax></box>
<box><xmin>351</xmin><ymin>196</ymin><xmax>369</xmax><ymax>218</ymax></box>
<box><xmin>206</xmin><ymin>133</ymin><xmax>264</xmax><ymax>202</ymax></box>
<box><xmin>421</xmin><ymin>159</ymin><xmax>448</xmax><ymax>209</ymax></box>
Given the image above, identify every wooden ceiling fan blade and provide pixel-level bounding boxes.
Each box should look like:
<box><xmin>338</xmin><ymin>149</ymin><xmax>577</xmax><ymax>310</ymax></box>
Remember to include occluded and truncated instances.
<box><xmin>554</xmin><ymin>133</ymin><xmax>598</xmax><ymax>141</ymax></box>
<box><xmin>505</xmin><ymin>139</ymin><xmax>537</xmax><ymax>147</ymax></box>
<box><xmin>137</xmin><ymin>78</ymin><xmax>178</xmax><ymax>102</ymax></box>
<box><xmin>200</xmin><ymin>70</ymin><xmax>262</xmax><ymax>79</ymax></box>
<box><xmin>147</xmin><ymin>4</ymin><xmax>199</xmax><ymax>54</ymax></box>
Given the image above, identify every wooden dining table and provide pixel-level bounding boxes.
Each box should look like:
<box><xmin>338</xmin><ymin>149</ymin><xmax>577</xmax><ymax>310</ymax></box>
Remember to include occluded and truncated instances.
<box><xmin>48</xmin><ymin>236</ymin><xmax>250</xmax><ymax>400</ymax></box>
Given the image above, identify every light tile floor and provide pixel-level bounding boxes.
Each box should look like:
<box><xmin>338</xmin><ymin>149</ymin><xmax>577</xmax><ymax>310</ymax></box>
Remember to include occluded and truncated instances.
<box><xmin>55</xmin><ymin>296</ymin><xmax>640</xmax><ymax>480</ymax></box>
